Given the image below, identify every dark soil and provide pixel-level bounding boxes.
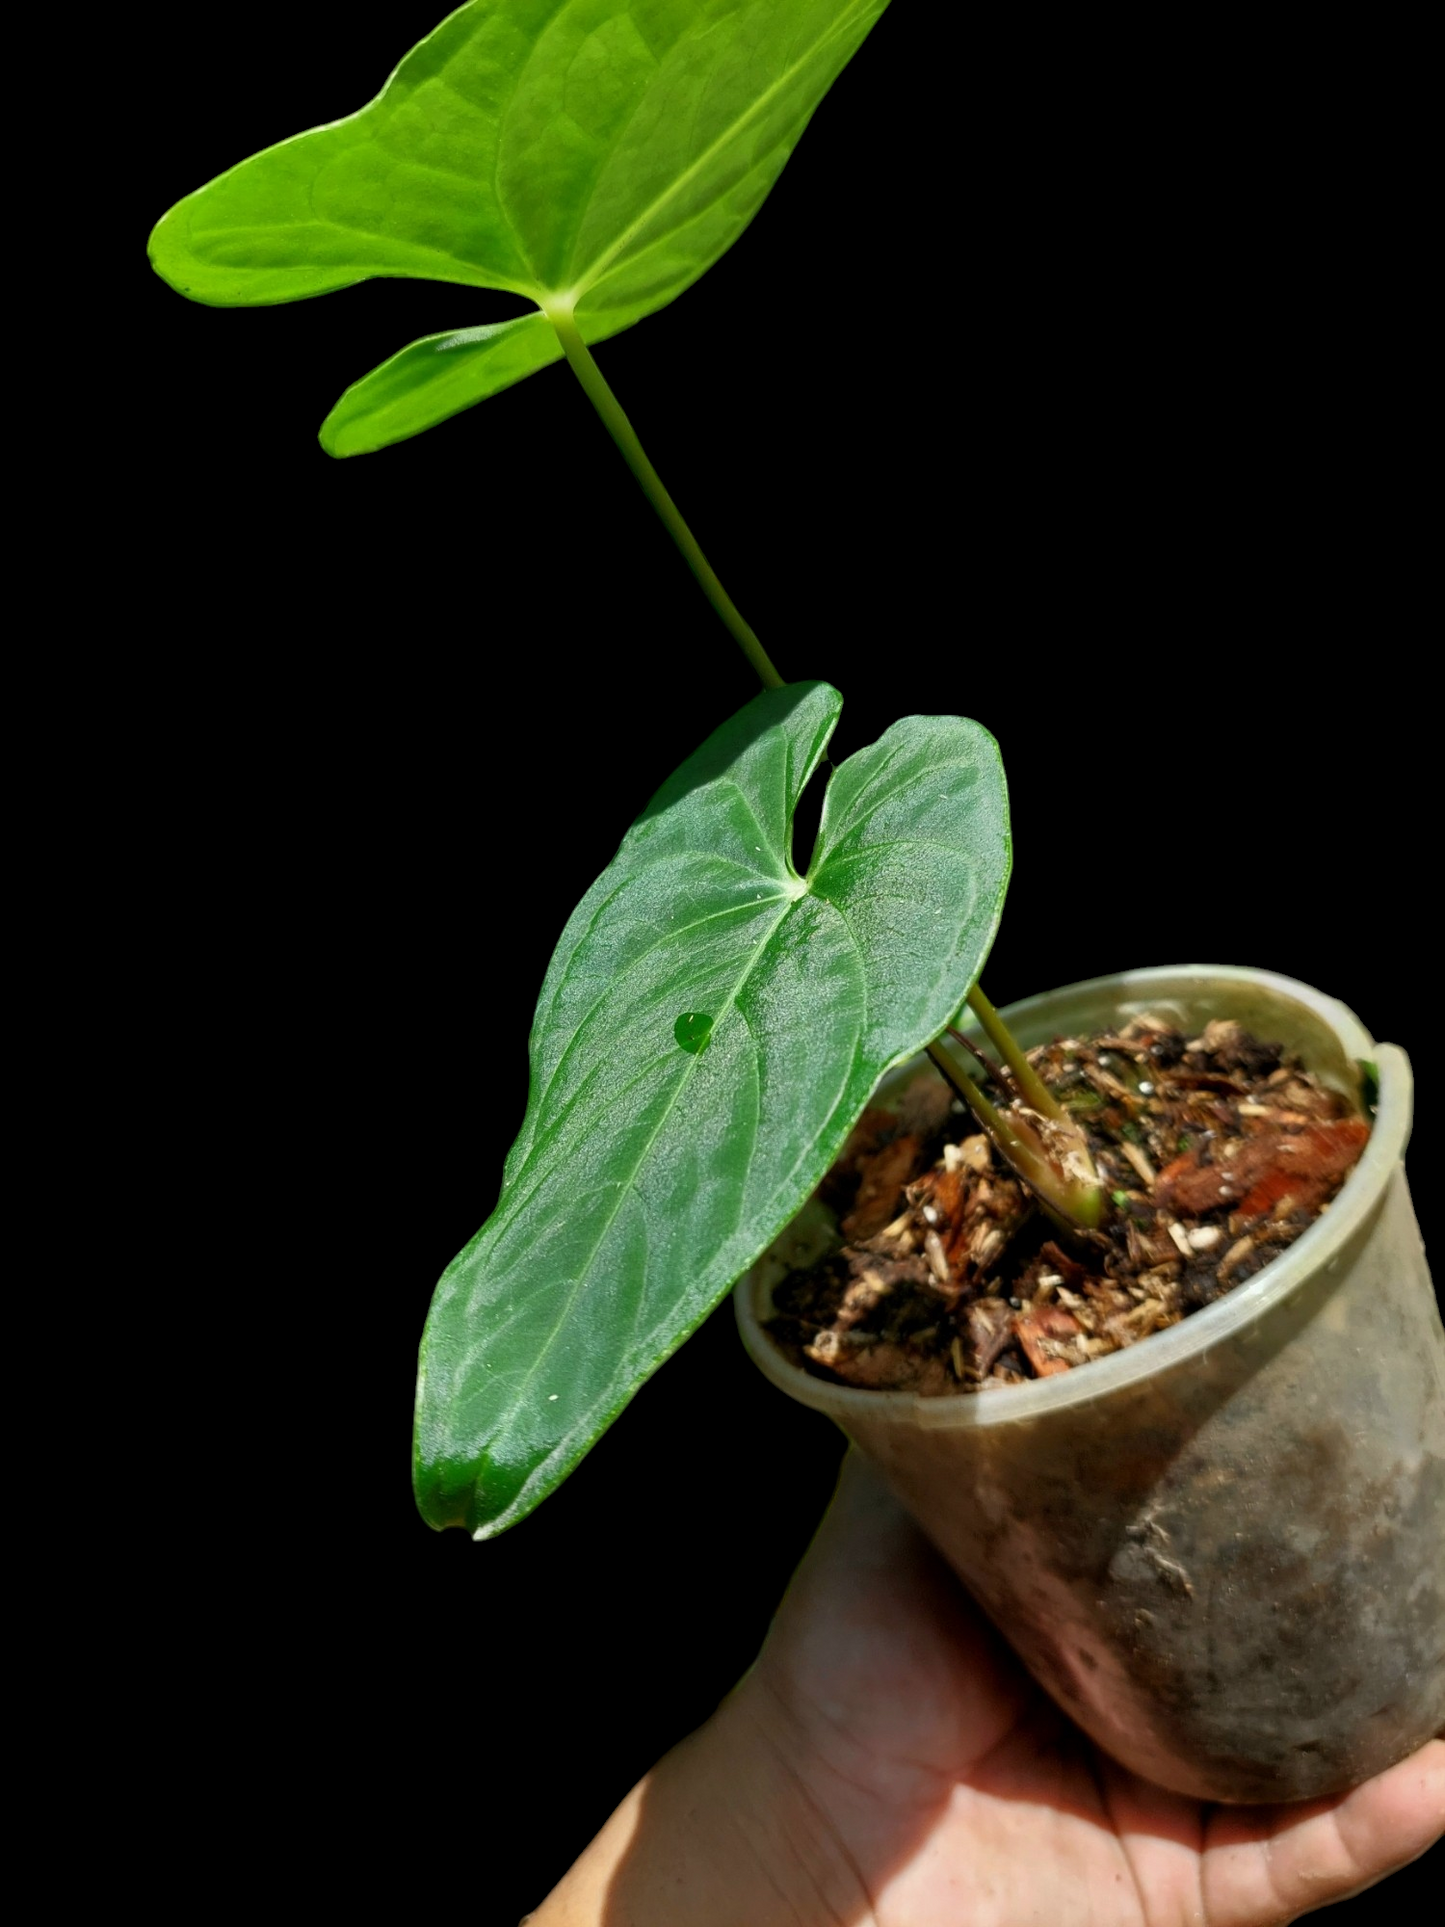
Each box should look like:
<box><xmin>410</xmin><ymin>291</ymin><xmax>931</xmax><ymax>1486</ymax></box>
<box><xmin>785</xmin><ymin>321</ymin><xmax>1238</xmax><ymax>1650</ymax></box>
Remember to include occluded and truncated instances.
<box><xmin>765</xmin><ymin>1015</ymin><xmax>1370</xmax><ymax>1395</ymax></box>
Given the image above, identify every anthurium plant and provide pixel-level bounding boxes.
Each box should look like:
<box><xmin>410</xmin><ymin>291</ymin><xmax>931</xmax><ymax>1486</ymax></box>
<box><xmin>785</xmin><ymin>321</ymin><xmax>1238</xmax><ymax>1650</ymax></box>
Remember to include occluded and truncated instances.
<box><xmin>151</xmin><ymin>0</ymin><xmax>1098</xmax><ymax>1538</ymax></box>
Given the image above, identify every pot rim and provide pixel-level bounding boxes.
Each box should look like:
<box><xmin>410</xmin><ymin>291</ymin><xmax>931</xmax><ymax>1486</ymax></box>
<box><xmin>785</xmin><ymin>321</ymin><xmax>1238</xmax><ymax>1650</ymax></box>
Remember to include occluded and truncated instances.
<box><xmin>734</xmin><ymin>964</ymin><xmax>1413</xmax><ymax>1428</ymax></box>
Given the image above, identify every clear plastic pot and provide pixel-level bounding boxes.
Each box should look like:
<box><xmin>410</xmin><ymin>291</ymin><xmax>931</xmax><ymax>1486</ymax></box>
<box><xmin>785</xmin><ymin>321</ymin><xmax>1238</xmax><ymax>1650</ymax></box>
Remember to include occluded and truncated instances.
<box><xmin>736</xmin><ymin>965</ymin><xmax>1444</xmax><ymax>1803</ymax></box>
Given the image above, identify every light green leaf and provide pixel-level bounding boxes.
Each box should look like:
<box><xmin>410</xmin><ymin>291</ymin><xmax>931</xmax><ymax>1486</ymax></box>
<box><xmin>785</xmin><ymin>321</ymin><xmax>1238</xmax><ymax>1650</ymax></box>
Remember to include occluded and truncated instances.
<box><xmin>319</xmin><ymin>303</ymin><xmax>654</xmax><ymax>456</ymax></box>
<box><xmin>320</xmin><ymin>314</ymin><xmax>563</xmax><ymax>456</ymax></box>
<box><xmin>150</xmin><ymin>0</ymin><xmax>891</xmax><ymax>451</ymax></box>
<box><xmin>414</xmin><ymin>683</ymin><xmax>1011</xmax><ymax>1537</ymax></box>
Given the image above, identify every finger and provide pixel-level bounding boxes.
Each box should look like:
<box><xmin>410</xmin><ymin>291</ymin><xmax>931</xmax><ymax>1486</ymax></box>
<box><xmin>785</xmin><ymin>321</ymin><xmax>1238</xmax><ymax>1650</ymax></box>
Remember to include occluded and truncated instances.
<box><xmin>1203</xmin><ymin>1738</ymin><xmax>1445</xmax><ymax>1924</ymax></box>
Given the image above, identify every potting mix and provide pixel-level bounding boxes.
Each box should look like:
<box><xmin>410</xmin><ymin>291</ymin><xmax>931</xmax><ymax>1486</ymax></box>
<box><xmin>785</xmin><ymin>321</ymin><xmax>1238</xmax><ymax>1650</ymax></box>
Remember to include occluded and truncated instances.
<box><xmin>766</xmin><ymin>1017</ymin><xmax>1369</xmax><ymax>1392</ymax></box>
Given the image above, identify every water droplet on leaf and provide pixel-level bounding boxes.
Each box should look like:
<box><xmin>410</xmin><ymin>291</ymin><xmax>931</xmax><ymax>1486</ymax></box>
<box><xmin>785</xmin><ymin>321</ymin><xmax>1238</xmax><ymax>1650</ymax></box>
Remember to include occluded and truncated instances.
<box><xmin>674</xmin><ymin>1011</ymin><xmax>714</xmax><ymax>1055</ymax></box>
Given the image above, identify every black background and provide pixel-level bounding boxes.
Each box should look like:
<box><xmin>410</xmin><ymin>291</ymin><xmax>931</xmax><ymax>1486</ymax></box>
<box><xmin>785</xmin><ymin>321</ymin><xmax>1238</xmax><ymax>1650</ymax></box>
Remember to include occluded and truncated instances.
<box><xmin>128</xmin><ymin>4</ymin><xmax>1436</xmax><ymax>1916</ymax></box>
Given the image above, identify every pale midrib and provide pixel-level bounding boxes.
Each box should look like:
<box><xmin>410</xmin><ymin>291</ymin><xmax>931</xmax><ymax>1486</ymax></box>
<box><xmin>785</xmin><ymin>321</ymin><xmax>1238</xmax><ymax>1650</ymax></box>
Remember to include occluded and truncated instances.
<box><xmin>471</xmin><ymin>889</ymin><xmax>799</xmax><ymax>1456</ymax></box>
<box><xmin>475</xmin><ymin>749</ymin><xmax>837</xmax><ymax>1367</ymax></box>
<box><xmin>489</xmin><ymin>892</ymin><xmax>871</xmax><ymax>1535</ymax></box>
<box><xmin>476</xmin><ymin>0</ymin><xmax>572</xmax><ymax>286</ymax></box>
<box><xmin>496</xmin><ymin>894</ymin><xmax>783</xmax><ymax>1227</ymax></box>
<box><xmin>506</xmin><ymin>873</ymin><xmax>786</xmax><ymax>1191</ymax></box>
<box><xmin>513</xmin><ymin>778</ymin><xmax>790</xmax><ymax>1173</ymax></box>
<box><xmin>563</xmin><ymin>2</ymin><xmax>873</xmax><ymax>299</ymax></box>
<box><xmin>281</xmin><ymin>138</ymin><xmax>537</xmax><ymax>295</ymax></box>
<box><xmin>198</xmin><ymin>213</ymin><xmax>534</xmax><ymax>295</ymax></box>
<box><xmin>183</xmin><ymin>46</ymin><xmax>537</xmax><ymax>296</ymax></box>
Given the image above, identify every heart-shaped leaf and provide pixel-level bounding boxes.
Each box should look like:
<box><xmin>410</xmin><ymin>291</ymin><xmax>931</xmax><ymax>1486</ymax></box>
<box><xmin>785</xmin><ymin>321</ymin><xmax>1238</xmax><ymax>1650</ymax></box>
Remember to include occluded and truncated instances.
<box><xmin>415</xmin><ymin>683</ymin><xmax>1011</xmax><ymax>1536</ymax></box>
<box><xmin>150</xmin><ymin>0</ymin><xmax>891</xmax><ymax>454</ymax></box>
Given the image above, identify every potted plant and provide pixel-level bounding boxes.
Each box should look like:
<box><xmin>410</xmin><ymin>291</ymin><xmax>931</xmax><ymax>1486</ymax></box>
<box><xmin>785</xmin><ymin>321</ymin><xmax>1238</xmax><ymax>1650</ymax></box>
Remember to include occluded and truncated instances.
<box><xmin>737</xmin><ymin>964</ymin><xmax>1441</xmax><ymax>1802</ymax></box>
<box><xmin>149</xmin><ymin>2</ymin><xmax>1443</xmax><ymax>1910</ymax></box>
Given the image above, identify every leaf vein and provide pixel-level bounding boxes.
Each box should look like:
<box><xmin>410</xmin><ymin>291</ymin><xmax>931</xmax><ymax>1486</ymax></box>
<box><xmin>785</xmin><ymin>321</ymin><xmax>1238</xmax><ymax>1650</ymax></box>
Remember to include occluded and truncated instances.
<box><xmin>472</xmin><ymin>897</ymin><xmax>797</xmax><ymax>1447</ymax></box>
<box><xmin>568</xmin><ymin>0</ymin><xmax>877</xmax><ymax>299</ymax></box>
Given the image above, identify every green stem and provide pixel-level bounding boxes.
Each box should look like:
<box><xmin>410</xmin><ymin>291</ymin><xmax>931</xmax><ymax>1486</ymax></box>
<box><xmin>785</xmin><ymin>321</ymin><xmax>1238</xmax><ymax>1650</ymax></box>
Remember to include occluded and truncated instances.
<box><xmin>928</xmin><ymin>1037</ymin><xmax>1103</xmax><ymax>1232</ymax></box>
<box><xmin>547</xmin><ymin>305</ymin><xmax>784</xmax><ymax>692</ymax></box>
<box><xmin>926</xmin><ymin>1042</ymin><xmax>1029</xmax><ymax>1161</ymax></box>
<box><xmin>549</xmin><ymin>310</ymin><xmax>1093</xmax><ymax>1227</ymax></box>
<box><xmin>965</xmin><ymin>982</ymin><xmax>1066</xmax><ymax>1121</ymax></box>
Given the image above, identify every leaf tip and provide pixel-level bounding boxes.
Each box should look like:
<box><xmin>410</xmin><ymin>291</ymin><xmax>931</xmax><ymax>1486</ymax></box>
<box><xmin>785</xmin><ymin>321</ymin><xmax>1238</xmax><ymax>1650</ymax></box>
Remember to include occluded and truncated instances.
<box><xmin>411</xmin><ymin>1430</ymin><xmax>477</xmax><ymax>1534</ymax></box>
<box><xmin>317</xmin><ymin>404</ymin><xmax>367</xmax><ymax>459</ymax></box>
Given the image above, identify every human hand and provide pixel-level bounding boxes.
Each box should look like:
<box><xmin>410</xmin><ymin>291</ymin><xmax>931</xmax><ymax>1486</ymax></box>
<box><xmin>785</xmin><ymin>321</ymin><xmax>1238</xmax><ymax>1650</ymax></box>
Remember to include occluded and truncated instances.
<box><xmin>534</xmin><ymin>1451</ymin><xmax>1443</xmax><ymax>1924</ymax></box>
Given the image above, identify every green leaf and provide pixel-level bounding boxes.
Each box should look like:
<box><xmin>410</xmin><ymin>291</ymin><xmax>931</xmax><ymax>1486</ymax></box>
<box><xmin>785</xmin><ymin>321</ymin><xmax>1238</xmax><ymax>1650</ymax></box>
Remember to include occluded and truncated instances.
<box><xmin>415</xmin><ymin>683</ymin><xmax>1011</xmax><ymax>1537</ymax></box>
<box><xmin>320</xmin><ymin>314</ymin><xmax>563</xmax><ymax>457</ymax></box>
<box><xmin>150</xmin><ymin>0</ymin><xmax>891</xmax><ymax>452</ymax></box>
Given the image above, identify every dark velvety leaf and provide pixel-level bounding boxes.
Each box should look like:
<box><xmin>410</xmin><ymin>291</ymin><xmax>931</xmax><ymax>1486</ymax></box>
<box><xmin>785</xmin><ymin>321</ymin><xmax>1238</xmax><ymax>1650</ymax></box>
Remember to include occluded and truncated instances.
<box><xmin>414</xmin><ymin>682</ymin><xmax>1010</xmax><ymax>1535</ymax></box>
